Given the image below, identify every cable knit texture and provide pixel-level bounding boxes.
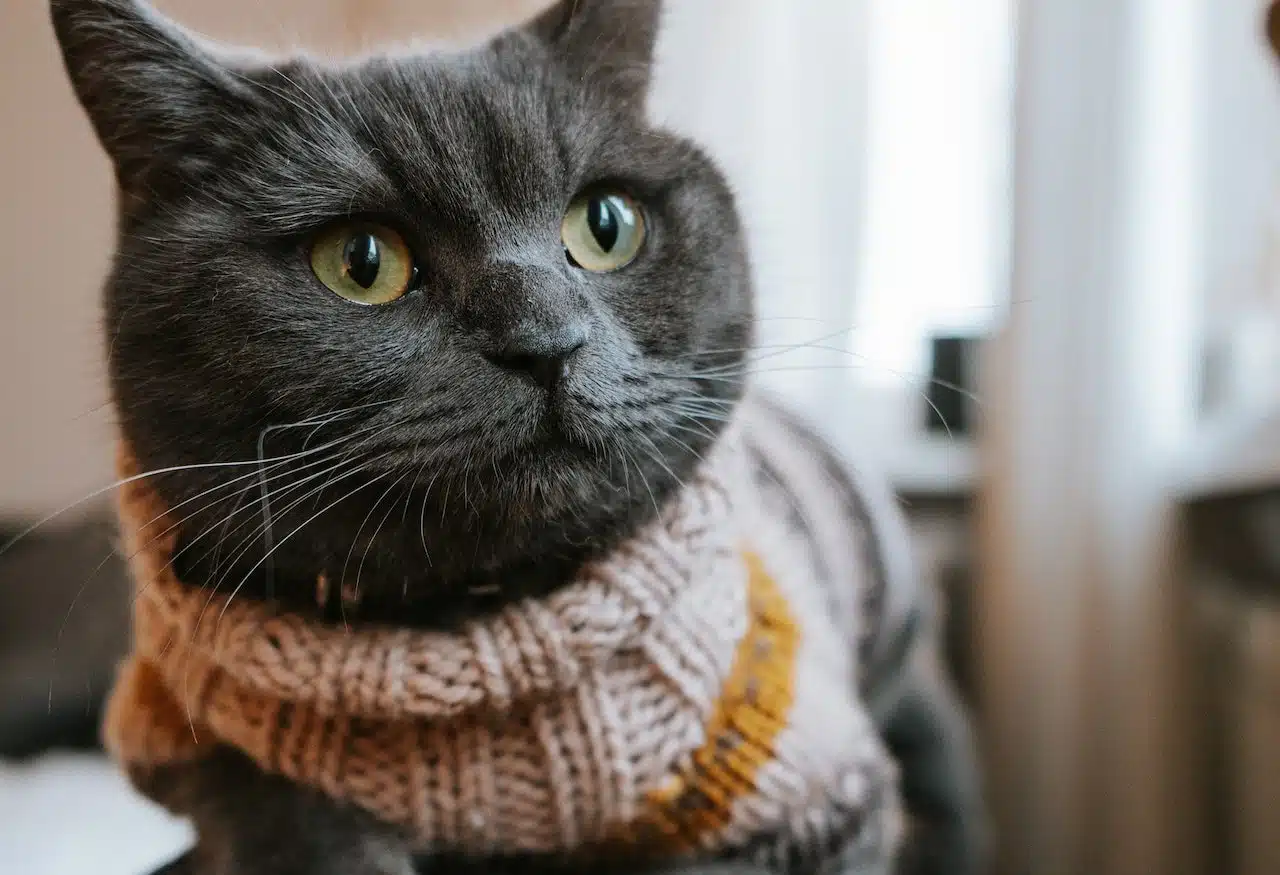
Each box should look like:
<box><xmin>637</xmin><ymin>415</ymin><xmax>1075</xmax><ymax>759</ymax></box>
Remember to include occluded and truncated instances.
<box><xmin>103</xmin><ymin>407</ymin><xmax>905</xmax><ymax>871</ymax></box>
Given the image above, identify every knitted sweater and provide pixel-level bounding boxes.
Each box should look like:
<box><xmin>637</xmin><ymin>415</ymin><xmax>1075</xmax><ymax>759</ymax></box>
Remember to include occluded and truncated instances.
<box><xmin>103</xmin><ymin>395</ymin><xmax>916</xmax><ymax>872</ymax></box>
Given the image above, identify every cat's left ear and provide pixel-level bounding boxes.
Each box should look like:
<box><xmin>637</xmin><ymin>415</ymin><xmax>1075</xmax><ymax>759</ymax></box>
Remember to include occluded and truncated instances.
<box><xmin>512</xmin><ymin>0</ymin><xmax>663</xmax><ymax>113</ymax></box>
<box><xmin>50</xmin><ymin>0</ymin><xmax>253</xmax><ymax>193</ymax></box>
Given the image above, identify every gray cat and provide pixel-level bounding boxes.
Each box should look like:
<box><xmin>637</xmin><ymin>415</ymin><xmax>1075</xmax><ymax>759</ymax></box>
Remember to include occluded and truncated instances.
<box><xmin>45</xmin><ymin>1</ymin><xmax>984</xmax><ymax>873</ymax></box>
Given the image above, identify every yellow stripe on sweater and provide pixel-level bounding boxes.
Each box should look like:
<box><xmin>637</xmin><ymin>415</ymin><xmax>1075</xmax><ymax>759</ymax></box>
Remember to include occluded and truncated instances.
<box><xmin>614</xmin><ymin>550</ymin><xmax>801</xmax><ymax>854</ymax></box>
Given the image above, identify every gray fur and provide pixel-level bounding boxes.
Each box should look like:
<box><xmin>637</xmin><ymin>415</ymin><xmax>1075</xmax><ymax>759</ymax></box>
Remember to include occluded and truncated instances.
<box><xmin>47</xmin><ymin>1</ymin><xmax>979</xmax><ymax>873</ymax></box>
<box><xmin>52</xmin><ymin>0</ymin><xmax>752</xmax><ymax>629</ymax></box>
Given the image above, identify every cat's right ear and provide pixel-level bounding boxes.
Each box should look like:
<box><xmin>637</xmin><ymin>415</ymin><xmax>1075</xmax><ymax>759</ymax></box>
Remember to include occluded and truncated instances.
<box><xmin>49</xmin><ymin>0</ymin><xmax>250</xmax><ymax>191</ymax></box>
<box><xmin>510</xmin><ymin>0</ymin><xmax>664</xmax><ymax>114</ymax></box>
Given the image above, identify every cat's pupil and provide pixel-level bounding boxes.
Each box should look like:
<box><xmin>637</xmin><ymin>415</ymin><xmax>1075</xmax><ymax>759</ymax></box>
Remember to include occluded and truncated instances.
<box><xmin>343</xmin><ymin>234</ymin><xmax>381</xmax><ymax>289</ymax></box>
<box><xmin>587</xmin><ymin>197</ymin><xmax>619</xmax><ymax>252</ymax></box>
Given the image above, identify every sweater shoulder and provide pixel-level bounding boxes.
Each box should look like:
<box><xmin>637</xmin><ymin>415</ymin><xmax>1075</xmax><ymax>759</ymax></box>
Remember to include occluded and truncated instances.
<box><xmin>735</xmin><ymin>389</ymin><xmax>928</xmax><ymax>701</ymax></box>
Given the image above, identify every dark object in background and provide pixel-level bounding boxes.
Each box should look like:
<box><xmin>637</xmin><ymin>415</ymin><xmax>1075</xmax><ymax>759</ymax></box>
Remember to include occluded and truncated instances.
<box><xmin>879</xmin><ymin>662</ymin><xmax>987</xmax><ymax>875</ymax></box>
<box><xmin>0</xmin><ymin>502</ymin><xmax>129</xmax><ymax>759</ymax></box>
<box><xmin>1266</xmin><ymin>0</ymin><xmax>1280</xmax><ymax>63</ymax></box>
<box><xmin>924</xmin><ymin>335</ymin><xmax>978</xmax><ymax>438</ymax></box>
<box><xmin>937</xmin><ymin>560</ymin><xmax>978</xmax><ymax>709</ymax></box>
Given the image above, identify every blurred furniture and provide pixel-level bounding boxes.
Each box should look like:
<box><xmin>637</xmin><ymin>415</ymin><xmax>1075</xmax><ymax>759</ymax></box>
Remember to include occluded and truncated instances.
<box><xmin>908</xmin><ymin>335</ymin><xmax>982</xmax><ymax>705</ymax></box>
<box><xmin>0</xmin><ymin>503</ymin><xmax>129</xmax><ymax>760</ymax></box>
<box><xmin>1181</xmin><ymin>412</ymin><xmax>1280</xmax><ymax>875</ymax></box>
<box><xmin>898</xmin><ymin>494</ymin><xmax>979</xmax><ymax>708</ymax></box>
<box><xmin>1180</xmin><ymin>5</ymin><xmax>1280</xmax><ymax>873</ymax></box>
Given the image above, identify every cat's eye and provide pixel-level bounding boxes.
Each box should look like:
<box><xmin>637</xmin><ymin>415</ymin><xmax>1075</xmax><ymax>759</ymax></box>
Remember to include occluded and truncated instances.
<box><xmin>310</xmin><ymin>223</ymin><xmax>419</xmax><ymax>305</ymax></box>
<box><xmin>561</xmin><ymin>189</ymin><xmax>645</xmax><ymax>272</ymax></box>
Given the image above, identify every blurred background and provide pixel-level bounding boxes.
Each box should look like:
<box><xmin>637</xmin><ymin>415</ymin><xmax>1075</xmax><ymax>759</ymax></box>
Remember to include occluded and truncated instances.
<box><xmin>2</xmin><ymin>0</ymin><xmax>1280</xmax><ymax>874</ymax></box>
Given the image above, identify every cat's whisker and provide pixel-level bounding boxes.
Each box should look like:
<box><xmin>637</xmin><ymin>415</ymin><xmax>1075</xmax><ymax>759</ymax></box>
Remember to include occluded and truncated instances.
<box><xmin>50</xmin><ymin>446</ymin><xmax>348</xmax><ymax>661</ymax></box>
<box><xmin>658</xmin><ymin>427</ymin><xmax>709</xmax><ymax>468</ymax></box>
<box><xmin>279</xmin><ymin>397</ymin><xmax>407</xmax><ymax>431</ymax></box>
<box><xmin>675</xmin><ymin>415</ymin><xmax>735</xmax><ymax>431</ymax></box>
<box><xmin>178</xmin><ymin>447</ymin><xmax>382</xmax><ymax>576</ymax></box>
<box><xmin>397</xmin><ymin>460</ymin><xmax>429</xmax><ymax>597</ymax></box>
<box><xmin>196</xmin><ymin>412</ymin><xmax>424</xmax><ymax>596</ymax></box>
<box><xmin>660</xmin><ymin>324</ymin><xmax>868</xmax><ymax>378</ymax></box>
<box><xmin>664</xmin><ymin>409</ymin><xmax>731</xmax><ymax>434</ymax></box>
<box><xmin>437</xmin><ymin>467</ymin><xmax>457</xmax><ymax>529</ymax></box>
<box><xmin>676</xmin><ymin>348</ymin><xmax>985</xmax><ymax>408</ymax></box>
<box><xmin>633</xmin><ymin>430</ymin><xmax>686</xmax><ymax>496</ymax></box>
<box><xmin>665</xmin><ymin>416</ymin><xmax>720</xmax><ymax>443</ymax></box>
<box><xmin>194</xmin><ymin>414</ymin><xmax>408</xmax><ymax>586</ymax></box>
<box><xmin>399</xmin><ymin>445</ymin><xmax>427</xmax><ymax>529</ymax></box>
<box><xmin>682</xmin><ymin>359</ymin><xmax>970</xmax><ymax>438</ymax></box>
<box><xmin>661</xmin><ymin>334</ymin><xmax>856</xmax><ymax>364</ymax></box>
<box><xmin>754</xmin><ymin>315</ymin><xmax>848</xmax><ymax>325</ymax></box>
<box><xmin>418</xmin><ymin>465</ymin><xmax>448</xmax><ymax>565</ymax></box>
<box><xmin>2</xmin><ymin>415</ymin><xmax>402</xmax><ymax>561</ymax></box>
<box><xmin>288</xmin><ymin>398</ymin><xmax>412</xmax><ymax>452</ymax></box>
<box><xmin>199</xmin><ymin>452</ymin><xmax>382</xmax><ymax>594</ymax></box>
<box><xmin>665</xmin><ymin>409</ymin><xmax>734</xmax><ymax>427</ymax></box>
<box><xmin>669</xmin><ymin>391</ymin><xmax>738</xmax><ymax>403</ymax></box>
<box><xmin>352</xmin><ymin>470</ymin><xmax>415</xmax><ymax>621</ymax></box>
<box><xmin>459</xmin><ymin>440</ymin><xmax>478</xmax><ymax>517</ymax></box>
<box><xmin>215</xmin><ymin>466</ymin><xmax>396</xmax><ymax>629</ymax></box>
<box><xmin>44</xmin><ymin>420</ymin><xmax>399</xmax><ymax>709</ymax></box>
<box><xmin>341</xmin><ymin>468</ymin><xmax>412</xmax><ymax>615</ymax></box>
<box><xmin>667</xmin><ymin>392</ymin><xmax>740</xmax><ymax>411</ymax></box>
<box><xmin>256</xmin><ymin>407</ymin><xmax>398</xmax><ymax>597</ymax></box>
<box><xmin>123</xmin><ymin>449</ymin><xmax>373</xmax><ymax>635</ymax></box>
<box><xmin>174</xmin><ymin>453</ymin><xmax>386</xmax><ymax>713</ymax></box>
<box><xmin>172</xmin><ymin>458</ymin><xmax>367</xmax><ymax>623</ymax></box>
<box><xmin>666</xmin><ymin>396</ymin><xmax>739</xmax><ymax>414</ymax></box>
<box><xmin>620</xmin><ymin>441</ymin><xmax>660</xmax><ymax>520</ymax></box>
<box><xmin>209</xmin><ymin>479</ymin><xmax>256</xmax><ymax>589</ymax></box>
<box><xmin>179</xmin><ymin>457</ymin><xmax>391</xmax><ymax>732</ymax></box>
<box><xmin>612</xmin><ymin>437</ymin><xmax>633</xmax><ymax>495</ymax></box>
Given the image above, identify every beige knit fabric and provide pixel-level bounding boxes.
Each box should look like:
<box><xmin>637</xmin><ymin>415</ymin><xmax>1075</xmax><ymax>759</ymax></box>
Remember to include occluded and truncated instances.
<box><xmin>104</xmin><ymin>403</ymin><xmax>902</xmax><ymax>869</ymax></box>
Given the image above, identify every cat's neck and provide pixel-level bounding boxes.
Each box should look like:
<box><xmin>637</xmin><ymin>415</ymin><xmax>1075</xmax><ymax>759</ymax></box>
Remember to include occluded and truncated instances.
<box><xmin>153</xmin><ymin>439</ymin><xmax>719</xmax><ymax>631</ymax></box>
<box><xmin>169</xmin><ymin>503</ymin><xmax>646</xmax><ymax>630</ymax></box>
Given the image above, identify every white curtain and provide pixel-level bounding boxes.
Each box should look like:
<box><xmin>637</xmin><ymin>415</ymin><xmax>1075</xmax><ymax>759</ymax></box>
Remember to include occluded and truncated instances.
<box><xmin>978</xmin><ymin>0</ymin><xmax>1204</xmax><ymax>873</ymax></box>
<box><xmin>651</xmin><ymin>1</ymin><xmax>1014</xmax><ymax>494</ymax></box>
<box><xmin>650</xmin><ymin>0</ymin><xmax>871</xmax><ymax>414</ymax></box>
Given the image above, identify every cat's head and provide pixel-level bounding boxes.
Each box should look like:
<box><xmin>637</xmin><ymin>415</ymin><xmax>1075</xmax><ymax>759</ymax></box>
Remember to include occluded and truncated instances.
<box><xmin>51</xmin><ymin>0</ymin><xmax>752</xmax><ymax>623</ymax></box>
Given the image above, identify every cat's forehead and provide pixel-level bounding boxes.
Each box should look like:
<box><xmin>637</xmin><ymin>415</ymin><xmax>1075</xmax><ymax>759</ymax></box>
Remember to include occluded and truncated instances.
<box><xmin>229</xmin><ymin>48</ymin><xmax>627</xmax><ymax>237</ymax></box>
<box><xmin>361</xmin><ymin>52</ymin><xmax>579</xmax><ymax>187</ymax></box>
<box><xmin>355</xmin><ymin>52</ymin><xmax>571</xmax><ymax>145</ymax></box>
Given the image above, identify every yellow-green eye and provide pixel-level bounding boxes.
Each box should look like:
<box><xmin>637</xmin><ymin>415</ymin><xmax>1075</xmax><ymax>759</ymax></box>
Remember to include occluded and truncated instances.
<box><xmin>310</xmin><ymin>223</ymin><xmax>417</xmax><ymax>305</ymax></box>
<box><xmin>562</xmin><ymin>190</ymin><xmax>645</xmax><ymax>272</ymax></box>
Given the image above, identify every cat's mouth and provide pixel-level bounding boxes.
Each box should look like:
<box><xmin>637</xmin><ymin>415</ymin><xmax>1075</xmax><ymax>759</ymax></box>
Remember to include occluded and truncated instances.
<box><xmin>534</xmin><ymin>392</ymin><xmax>579</xmax><ymax>441</ymax></box>
<box><xmin>372</xmin><ymin>403</ymin><xmax>605</xmax><ymax>476</ymax></box>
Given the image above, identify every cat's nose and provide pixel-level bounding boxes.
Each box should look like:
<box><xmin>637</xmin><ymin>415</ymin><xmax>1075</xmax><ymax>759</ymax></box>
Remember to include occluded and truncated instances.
<box><xmin>486</xmin><ymin>323</ymin><xmax>588</xmax><ymax>392</ymax></box>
